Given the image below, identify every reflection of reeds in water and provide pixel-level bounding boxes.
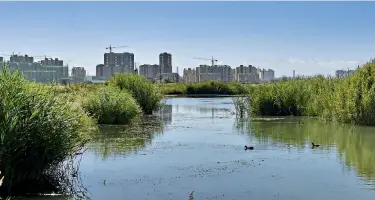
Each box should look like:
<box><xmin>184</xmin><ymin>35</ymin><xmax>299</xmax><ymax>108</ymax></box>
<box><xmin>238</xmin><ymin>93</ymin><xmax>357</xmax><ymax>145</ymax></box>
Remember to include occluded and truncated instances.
<box><xmin>234</xmin><ymin>117</ymin><xmax>375</xmax><ymax>183</ymax></box>
<box><xmin>232</xmin><ymin>97</ymin><xmax>251</xmax><ymax>118</ymax></box>
<box><xmin>177</xmin><ymin>104</ymin><xmax>235</xmax><ymax>119</ymax></box>
<box><xmin>89</xmin><ymin>116</ymin><xmax>165</xmax><ymax>159</ymax></box>
<box><xmin>154</xmin><ymin>104</ymin><xmax>173</xmax><ymax>125</ymax></box>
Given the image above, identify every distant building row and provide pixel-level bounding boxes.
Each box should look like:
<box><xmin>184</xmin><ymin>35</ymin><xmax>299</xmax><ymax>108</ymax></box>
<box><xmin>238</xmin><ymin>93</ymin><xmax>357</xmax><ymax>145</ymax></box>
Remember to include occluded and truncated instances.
<box><xmin>335</xmin><ymin>69</ymin><xmax>355</xmax><ymax>78</ymax></box>
<box><xmin>2</xmin><ymin>52</ymin><xmax>275</xmax><ymax>84</ymax></box>
<box><xmin>182</xmin><ymin>65</ymin><xmax>274</xmax><ymax>83</ymax></box>
<box><xmin>96</xmin><ymin>52</ymin><xmax>173</xmax><ymax>79</ymax></box>
<box><xmin>0</xmin><ymin>54</ymin><xmax>87</xmax><ymax>83</ymax></box>
<box><xmin>1</xmin><ymin>54</ymin><xmax>69</xmax><ymax>83</ymax></box>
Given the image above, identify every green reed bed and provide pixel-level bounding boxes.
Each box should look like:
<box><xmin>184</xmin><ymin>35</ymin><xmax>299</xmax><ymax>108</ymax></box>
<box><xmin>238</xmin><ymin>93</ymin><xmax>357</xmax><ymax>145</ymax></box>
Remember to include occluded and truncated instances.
<box><xmin>0</xmin><ymin>68</ymin><xmax>165</xmax><ymax>196</ymax></box>
<box><xmin>159</xmin><ymin>83</ymin><xmax>187</xmax><ymax>95</ymax></box>
<box><xmin>47</xmin><ymin>82</ymin><xmax>143</xmax><ymax>125</ymax></box>
<box><xmin>108</xmin><ymin>74</ymin><xmax>164</xmax><ymax>114</ymax></box>
<box><xmin>160</xmin><ymin>81</ymin><xmax>249</xmax><ymax>95</ymax></box>
<box><xmin>0</xmin><ymin>67</ymin><xmax>95</xmax><ymax>196</ymax></box>
<box><xmin>82</xmin><ymin>87</ymin><xmax>141</xmax><ymax>124</ymax></box>
<box><xmin>236</xmin><ymin>59</ymin><xmax>375</xmax><ymax>126</ymax></box>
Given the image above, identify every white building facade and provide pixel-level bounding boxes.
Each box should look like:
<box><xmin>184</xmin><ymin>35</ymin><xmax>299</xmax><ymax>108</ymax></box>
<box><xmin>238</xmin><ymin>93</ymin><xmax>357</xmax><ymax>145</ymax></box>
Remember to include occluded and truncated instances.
<box><xmin>72</xmin><ymin>67</ymin><xmax>86</xmax><ymax>78</ymax></box>
<box><xmin>196</xmin><ymin>65</ymin><xmax>232</xmax><ymax>83</ymax></box>
<box><xmin>335</xmin><ymin>69</ymin><xmax>355</xmax><ymax>78</ymax></box>
<box><xmin>183</xmin><ymin>68</ymin><xmax>197</xmax><ymax>83</ymax></box>
<box><xmin>139</xmin><ymin>64</ymin><xmax>160</xmax><ymax>80</ymax></box>
<box><xmin>235</xmin><ymin>65</ymin><xmax>260</xmax><ymax>83</ymax></box>
<box><xmin>260</xmin><ymin>69</ymin><xmax>275</xmax><ymax>82</ymax></box>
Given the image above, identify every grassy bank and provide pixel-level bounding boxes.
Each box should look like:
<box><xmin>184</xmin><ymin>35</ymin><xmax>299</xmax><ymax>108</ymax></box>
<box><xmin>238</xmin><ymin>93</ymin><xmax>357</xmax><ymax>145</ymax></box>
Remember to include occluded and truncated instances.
<box><xmin>236</xmin><ymin>59</ymin><xmax>375</xmax><ymax>126</ymax></box>
<box><xmin>0</xmin><ymin>67</ymin><xmax>95</xmax><ymax>196</ymax></box>
<box><xmin>159</xmin><ymin>81</ymin><xmax>250</xmax><ymax>95</ymax></box>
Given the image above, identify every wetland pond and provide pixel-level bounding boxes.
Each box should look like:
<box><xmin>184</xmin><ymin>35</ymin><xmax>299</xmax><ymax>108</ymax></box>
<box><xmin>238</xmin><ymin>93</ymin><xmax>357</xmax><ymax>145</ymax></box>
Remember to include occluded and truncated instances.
<box><xmin>33</xmin><ymin>97</ymin><xmax>375</xmax><ymax>199</ymax></box>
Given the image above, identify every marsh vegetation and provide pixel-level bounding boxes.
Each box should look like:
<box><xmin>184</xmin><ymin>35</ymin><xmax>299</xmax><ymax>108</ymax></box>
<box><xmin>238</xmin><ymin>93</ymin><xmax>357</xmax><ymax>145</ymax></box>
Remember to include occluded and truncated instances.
<box><xmin>233</xmin><ymin>59</ymin><xmax>375</xmax><ymax>126</ymax></box>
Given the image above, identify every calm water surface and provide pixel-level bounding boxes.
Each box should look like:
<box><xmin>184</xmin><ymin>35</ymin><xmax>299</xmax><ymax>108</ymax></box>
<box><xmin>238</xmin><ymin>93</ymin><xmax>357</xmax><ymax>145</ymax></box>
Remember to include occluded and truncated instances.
<box><xmin>35</xmin><ymin>97</ymin><xmax>375</xmax><ymax>199</ymax></box>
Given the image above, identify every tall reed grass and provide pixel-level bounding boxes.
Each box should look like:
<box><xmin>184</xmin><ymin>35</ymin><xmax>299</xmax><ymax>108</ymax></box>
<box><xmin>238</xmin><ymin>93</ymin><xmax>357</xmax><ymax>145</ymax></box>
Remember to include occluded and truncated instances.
<box><xmin>0</xmin><ymin>66</ymin><xmax>94</xmax><ymax>195</ymax></box>
<box><xmin>235</xmin><ymin>59</ymin><xmax>375</xmax><ymax>126</ymax></box>
<box><xmin>108</xmin><ymin>74</ymin><xmax>164</xmax><ymax>114</ymax></box>
<box><xmin>82</xmin><ymin>87</ymin><xmax>141</xmax><ymax>124</ymax></box>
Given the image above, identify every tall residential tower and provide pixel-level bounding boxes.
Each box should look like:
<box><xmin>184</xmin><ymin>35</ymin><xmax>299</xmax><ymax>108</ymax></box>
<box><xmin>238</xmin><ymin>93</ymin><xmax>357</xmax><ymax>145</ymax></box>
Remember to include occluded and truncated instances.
<box><xmin>159</xmin><ymin>52</ymin><xmax>172</xmax><ymax>73</ymax></box>
<box><xmin>104</xmin><ymin>52</ymin><xmax>134</xmax><ymax>72</ymax></box>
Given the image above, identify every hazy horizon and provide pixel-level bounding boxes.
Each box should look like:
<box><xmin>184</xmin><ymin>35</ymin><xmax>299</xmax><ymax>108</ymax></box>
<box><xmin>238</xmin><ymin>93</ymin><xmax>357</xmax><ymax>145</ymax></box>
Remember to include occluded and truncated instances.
<box><xmin>1</xmin><ymin>1</ymin><xmax>374</xmax><ymax>77</ymax></box>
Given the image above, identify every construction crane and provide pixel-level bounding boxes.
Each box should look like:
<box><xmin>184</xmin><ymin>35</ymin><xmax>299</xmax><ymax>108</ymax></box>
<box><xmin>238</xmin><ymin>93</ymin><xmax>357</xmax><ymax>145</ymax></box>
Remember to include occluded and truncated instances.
<box><xmin>0</xmin><ymin>52</ymin><xmax>22</xmax><ymax>57</ymax></box>
<box><xmin>34</xmin><ymin>55</ymin><xmax>48</xmax><ymax>58</ymax></box>
<box><xmin>105</xmin><ymin>45</ymin><xmax>129</xmax><ymax>53</ymax></box>
<box><xmin>1</xmin><ymin>53</ymin><xmax>51</xmax><ymax>62</ymax></box>
<box><xmin>193</xmin><ymin>56</ymin><xmax>218</xmax><ymax>67</ymax></box>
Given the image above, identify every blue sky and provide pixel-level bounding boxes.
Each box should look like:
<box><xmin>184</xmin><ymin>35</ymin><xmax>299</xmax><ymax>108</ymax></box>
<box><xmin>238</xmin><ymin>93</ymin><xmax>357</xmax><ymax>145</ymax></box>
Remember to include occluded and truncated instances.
<box><xmin>0</xmin><ymin>1</ymin><xmax>374</xmax><ymax>77</ymax></box>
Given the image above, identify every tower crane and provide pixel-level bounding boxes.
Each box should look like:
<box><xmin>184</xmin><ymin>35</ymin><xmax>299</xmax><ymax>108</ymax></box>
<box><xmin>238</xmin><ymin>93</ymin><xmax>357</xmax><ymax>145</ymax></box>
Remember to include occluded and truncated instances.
<box><xmin>34</xmin><ymin>55</ymin><xmax>51</xmax><ymax>59</ymax></box>
<box><xmin>0</xmin><ymin>53</ymin><xmax>51</xmax><ymax>62</ymax></box>
<box><xmin>105</xmin><ymin>45</ymin><xmax>129</xmax><ymax>53</ymax></box>
<box><xmin>193</xmin><ymin>56</ymin><xmax>218</xmax><ymax>67</ymax></box>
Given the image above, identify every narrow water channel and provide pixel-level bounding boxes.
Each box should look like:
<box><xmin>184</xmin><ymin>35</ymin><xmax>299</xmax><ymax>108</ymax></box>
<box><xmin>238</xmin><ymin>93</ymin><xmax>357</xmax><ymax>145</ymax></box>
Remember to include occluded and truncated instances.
<box><xmin>30</xmin><ymin>97</ymin><xmax>375</xmax><ymax>200</ymax></box>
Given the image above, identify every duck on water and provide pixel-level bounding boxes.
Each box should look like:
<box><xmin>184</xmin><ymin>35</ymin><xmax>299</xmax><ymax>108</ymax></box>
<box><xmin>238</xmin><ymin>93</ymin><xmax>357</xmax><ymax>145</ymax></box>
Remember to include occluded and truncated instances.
<box><xmin>244</xmin><ymin>145</ymin><xmax>254</xmax><ymax>150</ymax></box>
<box><xmin>311</xmin><ymin>142</ymin><xmax>320</xmax><ymax>148</ymax></box>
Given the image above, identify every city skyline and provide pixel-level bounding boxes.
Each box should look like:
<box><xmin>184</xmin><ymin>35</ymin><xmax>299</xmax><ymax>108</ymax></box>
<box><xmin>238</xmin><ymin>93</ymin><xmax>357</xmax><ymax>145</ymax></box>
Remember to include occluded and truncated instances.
<box><xmin>0</xmin><ymin>1</ymin><xmax>374</xmax><ymax>77</ymax></box>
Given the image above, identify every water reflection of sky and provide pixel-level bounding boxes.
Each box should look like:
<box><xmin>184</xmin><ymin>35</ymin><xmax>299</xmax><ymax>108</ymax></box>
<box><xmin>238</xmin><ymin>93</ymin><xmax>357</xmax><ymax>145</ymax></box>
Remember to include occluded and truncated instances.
<box><xmin>76</xmin><ymin>97</ymin><xmax>375</xmax><ymax>200</ymax></box>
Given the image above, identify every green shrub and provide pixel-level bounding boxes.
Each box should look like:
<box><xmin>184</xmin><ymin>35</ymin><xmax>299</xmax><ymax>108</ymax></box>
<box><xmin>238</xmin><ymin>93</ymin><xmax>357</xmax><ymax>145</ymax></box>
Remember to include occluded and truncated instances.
<box><xmin>108</xmin><ymin>74</ymin><xmax>163</xmax><ymax>114</ymax></box>
<box><xmin>83</xmin><ymin>87</ymin><xmax>141</xmax><ymax>124</ymax></box>
<box><xmin>159</xmin><ymin>83</ymin><xmax>187</xmax><ymax>95</ymax></box>
<box><xmin>186</xmin><ymin>81</ymin><xmax>230</xmax><ymax>95</ymax></box>
<box><xmin>0</xmin><ymin>66</ymin><xmax>94</xmax><ymax>195</ymax></box>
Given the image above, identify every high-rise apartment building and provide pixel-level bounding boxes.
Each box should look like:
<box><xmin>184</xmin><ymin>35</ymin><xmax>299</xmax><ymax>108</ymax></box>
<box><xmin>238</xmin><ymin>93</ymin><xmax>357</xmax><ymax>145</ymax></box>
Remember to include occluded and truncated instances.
<box><xmin>41</xmin><ymin>58</ymin><xmax>63</xmax><ymax>66</ymax></box>
<box><xmin>99</xmin><ymin>52</ymin><xmax>135</xmax><ymax>78</ymax></box>
<box><xmin>235</xmin><ymin>65</ymin><xmax>260</xmax><ymax>83</ymax></box>
<box><xmin>72</xmin><ymin>67</ymin><xmax>86</xmax><ymax>78</ymax></box>
<box><xmin>183</xmin><ymin>68</ymin><xmax>197</xmax><ymax>83</ymax></box>
<box><xmin>0</xmin><ymin>57</ymin><xmax>3</xmax><ymax>63</ymax></box>
<box><xmin>335</xmin><ymin>69</ymin><xmax>355</xmax><ymax>78</ymax></box>
<box><xmin>4</xmin><ymin>54</ymin><xmax>67</xmax><ymax>83</ymax></box>
<box><xmin>159</xmin><ymin>52</ymin><xmax>172</xmax><ymax>73</ymax></box>
<box><xmin>260</xmin><ymin>69</ymin><xmax>275</xmax><ymax>82</ymax></box>
<box><xmin>196</xmin><ymin>65</ymin><xmax>232</xmax><ymax>83</ymax></box>
<box><xmin>10</xmin><ymin>54</ymin><xmax>34</xmax><ymax>63</ymax></box>
<box><xmin>230</xmin><ymin>68</ymin><xmax>236</xmax><ymax>82</ymax></box>
<box><xmin>139</xmin><ymin>64</ymin><xmax>160</xmax><ymax>80</ymax></box>
<box><xmin>96</xmin><ymin>64</ymin><xmax>105</xmax><ymax>77</ymax></box>
<box><xmin>104</xmin><ymin>52</ymin><xmax>134</xmax><ymax>71</ymax></box>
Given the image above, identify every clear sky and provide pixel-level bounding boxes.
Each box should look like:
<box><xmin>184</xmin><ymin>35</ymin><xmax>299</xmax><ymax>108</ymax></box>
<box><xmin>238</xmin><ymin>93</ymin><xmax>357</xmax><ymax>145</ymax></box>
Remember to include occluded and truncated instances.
<box><xmin>1</xmin><ymin>1</ymin><xmax>374</xmax><ymax>77</ymax></box>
